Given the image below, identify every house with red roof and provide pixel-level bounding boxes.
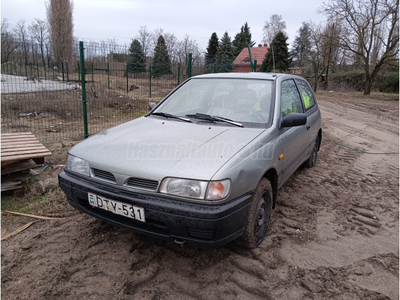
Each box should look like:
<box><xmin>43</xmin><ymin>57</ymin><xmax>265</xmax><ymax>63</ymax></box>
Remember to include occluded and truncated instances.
<box><xmin>233</xmin><ymin>44</ymin><xmax>269</xmax><ymax>72</ymax></box>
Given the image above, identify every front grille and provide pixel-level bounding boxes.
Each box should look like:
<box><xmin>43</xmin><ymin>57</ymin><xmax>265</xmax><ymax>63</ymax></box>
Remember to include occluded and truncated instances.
<box><xmin>126</xmin><ymin>177</ymin><xmax>159</xmax><ymax>191</ymax></box>
<box><xmin>92</xmin><ymin>168</ymin><xmax>116</xmax><ymax>183</ymax></box>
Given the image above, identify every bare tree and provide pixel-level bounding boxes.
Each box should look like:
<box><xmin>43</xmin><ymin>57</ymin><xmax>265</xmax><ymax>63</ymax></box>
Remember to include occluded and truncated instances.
<box><xmin>46</xmin><ymin>0</ymin><xmax>74</xmax><ymax>64</ymax></box>
<box><xmin>136</xmin><ymin>25</ymin><xmax>153</xmax><ymax>57</ymax></box>
<box><xmin>308</xmin><ymin>22</ymin><xmax>329</xmax><ymax>91</ymax></box>
<box><xmin>321</xmin><ymin>0</ymin><xmax>399</xmax><ymax>95</ymax></box>
<box><xmin>163</xmin><ymin>32</ymin><xmax>178</xmax><ymax>61</ymax></box>
<box><xmin>263</xmin><ymin>14</ymin><xmax>287</xmax><ymax>46</ymax></box>
<box><xmin>176</xmin><ymin>35</ymin><xmax>202</xmax><ymax>68</ymax></box>
<box><xmin>29</xmin><ymin>19</ymin><xmax>49</xmax><ymax>68</ymax></box>
<box><xmin>107</xmin><ymin>37</ymin><xmax>119</xmax><ymax>54</ymax></box>
<box><xmin>14</xmin><ymin>20</ymin><xmax>30</xmax><ymax>66</ymax></box>
<box><xmin>1</xmin><ymin>19</ymin><xmax>19</xmax><ymax>63</ymax></box>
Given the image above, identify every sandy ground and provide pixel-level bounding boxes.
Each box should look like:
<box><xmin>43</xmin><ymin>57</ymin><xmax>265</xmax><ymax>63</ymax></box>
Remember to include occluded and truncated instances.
<box><xmin>1</xmin><ymin>93</ymin><xmax>399</xmax><ymax>300</ymax></box>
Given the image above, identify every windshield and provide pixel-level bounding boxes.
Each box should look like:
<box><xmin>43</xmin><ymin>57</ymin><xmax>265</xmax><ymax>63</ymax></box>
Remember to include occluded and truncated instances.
<box><xmin>152</xmin><ymin>78</ymin><xmax>273</xmax><ymax>125</ymax></box>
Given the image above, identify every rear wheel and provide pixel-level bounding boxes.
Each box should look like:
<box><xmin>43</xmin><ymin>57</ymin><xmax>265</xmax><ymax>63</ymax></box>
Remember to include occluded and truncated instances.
<box><xmin>235</xmin><ymin>178</ymin><xmax>273</xmax><ymax>249</ymax></box>
<box><xmin>304</xmin><ymin>135</ymin><xmax>320</xmax><ymax>168</ymax></box>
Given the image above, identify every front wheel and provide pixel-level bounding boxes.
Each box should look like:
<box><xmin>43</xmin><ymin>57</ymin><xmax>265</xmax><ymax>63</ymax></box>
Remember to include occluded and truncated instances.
<box><xmin>235</xmin><ymin>178</ymin><xmax>273</xmax><ymax>249</ymax></box>
<box><xmin>304</xmin><ymin>135</ymin><xmax>320</xmax><ymax>168</ymax></box>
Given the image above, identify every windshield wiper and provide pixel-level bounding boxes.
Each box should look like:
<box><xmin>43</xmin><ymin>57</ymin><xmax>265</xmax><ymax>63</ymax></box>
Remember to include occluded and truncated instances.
<box><xmin>186</xmin><ymin>113</ymin><xmax>243</xmax><ymax>127</ymax></box>
<box><xmin>151</xmin><ymin>112</ymin><xmax>192</xmax><ymax>123</ymax></box>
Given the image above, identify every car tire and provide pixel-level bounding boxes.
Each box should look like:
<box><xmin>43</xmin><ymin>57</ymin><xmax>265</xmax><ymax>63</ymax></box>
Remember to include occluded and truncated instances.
<box><xmin>235</xmin><ymin>178</ymin><xmax>273</xmax><ymax>249</ymax></box>
<box><xmin>304</xmin><ymin>135</ymin><xmax>319</xmax><ymax>168</ymax></box>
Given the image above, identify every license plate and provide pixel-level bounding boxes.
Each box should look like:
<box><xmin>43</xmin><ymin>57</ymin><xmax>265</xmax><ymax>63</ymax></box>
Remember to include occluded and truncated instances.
<box><xmin>88</xmin><ymin>193</ymin><xmax>145</xmax><ymax>222</ymax></box>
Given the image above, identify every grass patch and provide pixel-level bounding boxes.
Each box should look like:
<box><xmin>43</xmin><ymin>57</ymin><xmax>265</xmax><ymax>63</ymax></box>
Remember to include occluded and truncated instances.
<box><xmin>1</xmin><ymin>196</ymin><xmax>32</xmax><ymax>214</ymax></box>
<box><xmin>315</xmin><ymin>90</ymin><xmax>399</xmax><ymax>101</ymax></box>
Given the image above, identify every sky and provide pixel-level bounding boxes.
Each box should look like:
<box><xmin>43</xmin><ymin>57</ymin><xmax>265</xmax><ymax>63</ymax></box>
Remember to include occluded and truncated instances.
<box><xmin>2</xmin><ymin>0</ymin><xmax>327</xmax><ymax>52</ymax></box>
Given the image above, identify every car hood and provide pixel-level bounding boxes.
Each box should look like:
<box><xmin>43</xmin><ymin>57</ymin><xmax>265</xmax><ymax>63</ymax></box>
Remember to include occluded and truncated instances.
<box><xmin>69</xmin><ymin>116</ymin><xmax>265</xmax><ymax>181</ymax></box>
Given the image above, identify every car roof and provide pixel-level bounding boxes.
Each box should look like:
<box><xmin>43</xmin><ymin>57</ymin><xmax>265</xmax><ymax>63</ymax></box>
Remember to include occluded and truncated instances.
<box><xmin>191</xmin><ymin>72</ymin><xmax>302</xmax><ymax>81</ymax></box>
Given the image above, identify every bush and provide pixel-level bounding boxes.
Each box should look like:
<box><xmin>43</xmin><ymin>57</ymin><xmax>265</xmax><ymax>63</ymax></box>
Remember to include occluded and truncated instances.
<box><xmin>374</xmin><ymin>71</ymin><xmax>399</xmax><ymax>93</ymax></box>
<box><xmin>330</xmin><ymin>70</ymin><xmax>399</xmax><ymax>93</ymax></box>
<box><xmin>330</xmin><ymin>71</ymin><xmax>365</xmax><ymax>91</ymax></box>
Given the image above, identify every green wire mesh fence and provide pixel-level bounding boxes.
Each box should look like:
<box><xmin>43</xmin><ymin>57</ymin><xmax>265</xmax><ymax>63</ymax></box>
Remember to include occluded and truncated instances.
<box><xmin>1</xmin><ymin>40</ymin><xmax>205</xmax><ymax>145</ymax></box>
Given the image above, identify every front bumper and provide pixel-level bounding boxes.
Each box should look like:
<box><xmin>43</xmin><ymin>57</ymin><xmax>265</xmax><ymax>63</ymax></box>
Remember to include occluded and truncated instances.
<box><xmin>59</xmin><ymin>171</ymin><xmax>252</xmax><ymax>248</ymax></box>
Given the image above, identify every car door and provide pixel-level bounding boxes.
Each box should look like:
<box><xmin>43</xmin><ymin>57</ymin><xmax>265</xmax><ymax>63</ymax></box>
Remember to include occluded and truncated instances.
<box><xmin>278</xmin><ymin>79</ymin><xmax>309</xmax><ymax>183</ymax></box>
<box><xmin>295</xmin><ymin>78</ymin><xmax>321</xmax><ymax>155</ymax></box>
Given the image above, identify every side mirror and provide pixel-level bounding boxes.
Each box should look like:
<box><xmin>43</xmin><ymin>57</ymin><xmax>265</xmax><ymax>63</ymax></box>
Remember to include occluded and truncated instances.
<box><xmin>148</xmin><ymin>102</ymin><xmax>156</xmax><ymax>111</ymax></box>
<box><xmin>280</xmin><ymin>113</ymin><xmax>307</xmax><ymax>129</ymax></box>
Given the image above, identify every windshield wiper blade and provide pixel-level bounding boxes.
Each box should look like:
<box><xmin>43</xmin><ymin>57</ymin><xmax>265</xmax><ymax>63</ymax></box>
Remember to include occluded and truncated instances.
<box><xmin>152</xmin><ymin>112</ymin><xmax>192</xmax><ymax>123</ymax></box>
<box><xmin>186</xmin><ymin>113</ymin><xmax>243</xmax><ymax>127</ymax></box>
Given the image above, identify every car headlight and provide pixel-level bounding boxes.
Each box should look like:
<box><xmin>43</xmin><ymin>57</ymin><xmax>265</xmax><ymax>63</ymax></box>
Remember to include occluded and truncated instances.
<box><xmin>159</xmin><ymin>178</ymin><xmax>231</xmax><ymax>200</ymax></box>
<box><xmin>66</xmin><ymin>154</ymin><xmax>90</xmax><ymax>176</ymax></box>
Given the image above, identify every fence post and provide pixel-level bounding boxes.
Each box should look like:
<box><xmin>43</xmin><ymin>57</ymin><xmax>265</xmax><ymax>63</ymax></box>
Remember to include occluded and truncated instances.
<box><xmin>177</xmin><ymin>63</ymin><xmax>181</xmax><ymax>85</ymax></box>
<box><xmin>66</xmin><ymin>62</ymin><xmax>69</xmax><ymax>82</ymax></box>
<box><xmin>62</xmin><ymin>62</ymin><xmax>65</xmax><ymax>82</ymax></box>
<box><xmin>79</xmin><ymin>41</ymin><xmax>89</xmax><ymax>139</ymax></box>
<box><xmin>107</xmin><ymin>62</ymin><xmax>110</xmax><ymax>89</ymax></box>
<box><xmin>187</xmin><ymin>53</ymin><xmax>192</xmax><ymax>78</ymax></box>
<box><xmin>126</xmin><ymin>63</ymin><xmax>129</xmax><ymax>93</ymax></box>
<box><xmin>149</xmin><ymin>63</ymin><xmax>152</xmax><ymax>98</ymax></box>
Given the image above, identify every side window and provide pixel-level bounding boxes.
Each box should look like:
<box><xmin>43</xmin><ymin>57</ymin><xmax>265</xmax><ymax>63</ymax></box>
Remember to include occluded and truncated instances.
<box><xmin>295</xmin><ymin>79</ymin><xmax>316</xmax><ymax>111</ymax></box>
<box><xmin>280</xmin><ymin>79</ymin><xmax>303</xmax><ymax>116</ymax></box>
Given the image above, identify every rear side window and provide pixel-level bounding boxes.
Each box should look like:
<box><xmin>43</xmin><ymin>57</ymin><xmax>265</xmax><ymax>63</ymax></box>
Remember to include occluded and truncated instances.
<box><xmin>280</xmin><ymin>79</ymin><xmax>304</xmax><ymax>116</ymax></box>
<box><xmin>295</xmin><ymin>79</ymin><xmax>316</xmax><ymax>111</ymax></box>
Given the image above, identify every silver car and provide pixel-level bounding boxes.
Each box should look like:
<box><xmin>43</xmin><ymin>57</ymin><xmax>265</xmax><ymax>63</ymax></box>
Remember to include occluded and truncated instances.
<box><xmin>59</xmin><ymin>72</ymin><xmax>322</xmax><ymax>248</ymax></box>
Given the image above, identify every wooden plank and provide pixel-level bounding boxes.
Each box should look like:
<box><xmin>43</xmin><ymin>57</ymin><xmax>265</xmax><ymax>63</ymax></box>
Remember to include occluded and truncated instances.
<box><xmin>1</xmin><ymin>180</ymin><xmax>23</xmax><ymax>191</ymax></box>
<box><xmin>1</xmin><ymin>147</ymin><xmax>49</xmax><ymax>155</ymax></box>
<box><xmin>1</xmin><ymin>137</ymin><xmax>37</xmax><ymax>143</ymax></box>
<box><xmin>2</xmin><ymin>133</ymin><xmax>36</xmax><ymax>138</ymax></box>
<box><xmin>2</xmin><ymin>146</ymin><xmax>48</xmax><ymax>153</ymax></box>
<box><xmin>1</xmin><ymin>132</ymin><xmax>33</xmax><ymax>136</ymax></box>
<box><xmin>1</xmin><ymin>142</ymin><xmax>43</xmax><ymax>148</ymax></box>
<box><xmin>1</xmin><ymin>153</ymin><xmax>51</xmax><ymax>162</ymax></box>
<box><xmin>1</xmin><ymin>222</ymin><xmax>35</xmax><ymax>241</ymax></box>
<box><xmin>1</xmin><ymin>143</ymin><xmax>45</xmax><ymax>149</ymax></box>
<box><xmin>2</xmin><ymin>211</ymin><xmax>65</xmax><ymax>220</ymax></box>
<box><xmin>1</xmin><ymin>159</ymin><xmax>38</xmax><ymax>175</ymax></box>
<box><xmin>1</xmin><ymin>135</ymin><xmax>37</xmax><ymax>140</ymax></box>
<box><xmin>2</xmin><ymin>148</ymin><xmax>51</xmax><ymax>156</ymax></box>
<box><xmin>2</xmin><ymin>170</ymin><xmax>31</xmax><ymax>182</ymax></box>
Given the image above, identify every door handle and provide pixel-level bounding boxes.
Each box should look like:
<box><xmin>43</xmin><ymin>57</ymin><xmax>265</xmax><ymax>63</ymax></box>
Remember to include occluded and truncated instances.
<box><xmin>306</xmin><ymin>124</ymin><xmax>310</xmax><ymax>131</ymax></box>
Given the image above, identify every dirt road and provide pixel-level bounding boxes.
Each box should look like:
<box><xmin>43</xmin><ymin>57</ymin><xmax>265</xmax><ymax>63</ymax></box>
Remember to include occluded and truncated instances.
<box><xmin>2</xmin><ymin>93</ymin><xmax>399</xmax><ymax>299</ymax></box>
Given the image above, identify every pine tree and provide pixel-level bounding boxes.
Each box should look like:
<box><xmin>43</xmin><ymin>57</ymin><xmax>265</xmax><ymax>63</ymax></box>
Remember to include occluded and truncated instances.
<box><xmin>205</xmin><ymin>32</ymin><xmax>219</xmax><ymax>70</ymax></box>
<box><xmin>127</xmin><ymin>39</ymin><xmax>146</xmax><ymax>73</ymax></box>
<box><xmin>216</xmin><ymin>32</ymin><xmax>234</xmax><ymax>73</ymax></box>
<box><xmin>152</xmin><ymin>35</ymin><xmax>172</xmax><ymax>77</ymax></box>
<box><xmin>260</xmin><ymin>32</ymin><xmax>290</xmax><ymax>72</ymax></box>
<box><xmin>232</xmin><ymin>22</ymin><xmax>255</xmax><ymax>57</ymax></box>
<box><xmin>290</xmin><ymin>22</ymin><xmax>311</xmax><ymax>68</ymax></box>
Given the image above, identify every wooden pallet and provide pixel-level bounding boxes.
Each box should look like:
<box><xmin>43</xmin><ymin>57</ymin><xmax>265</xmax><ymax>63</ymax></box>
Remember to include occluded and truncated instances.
<box><xmin>1</xmin><ymin>132</ymin><xmax>52</xmax><ymax>193</ymax></box>
<box><xmin>1</xmin><ymin>132</ymin><xmax>52</xmax><ymax>167</ymax></box>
